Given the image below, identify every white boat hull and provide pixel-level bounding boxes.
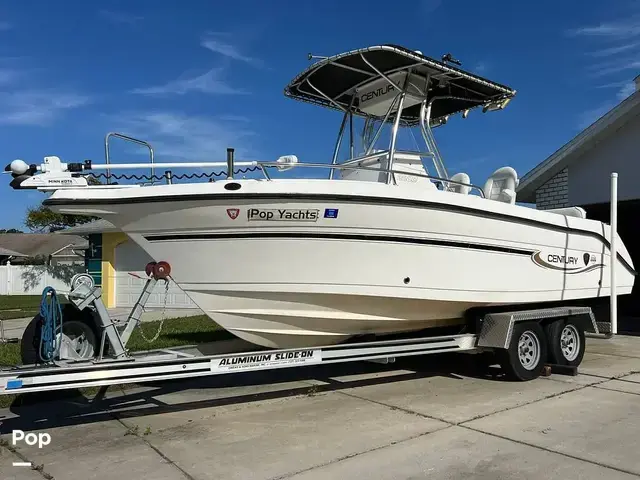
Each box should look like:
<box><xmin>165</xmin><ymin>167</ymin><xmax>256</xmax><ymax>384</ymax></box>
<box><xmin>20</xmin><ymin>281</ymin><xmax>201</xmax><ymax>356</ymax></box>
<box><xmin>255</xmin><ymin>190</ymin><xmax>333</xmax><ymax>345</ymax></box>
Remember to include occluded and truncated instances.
<box><xmin>48</xmin><ymin>179</ymin><xmax>636</xmax><ymax>348</ymax></box>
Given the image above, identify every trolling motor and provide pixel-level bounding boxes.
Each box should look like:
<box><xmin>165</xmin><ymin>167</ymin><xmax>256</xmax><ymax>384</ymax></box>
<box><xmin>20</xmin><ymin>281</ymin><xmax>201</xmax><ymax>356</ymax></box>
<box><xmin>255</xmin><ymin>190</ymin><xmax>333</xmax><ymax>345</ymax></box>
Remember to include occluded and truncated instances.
<box><xmin>4</xmin><ymin>157</ymin><xmax>90</xmax><ymax>190</ymax></box>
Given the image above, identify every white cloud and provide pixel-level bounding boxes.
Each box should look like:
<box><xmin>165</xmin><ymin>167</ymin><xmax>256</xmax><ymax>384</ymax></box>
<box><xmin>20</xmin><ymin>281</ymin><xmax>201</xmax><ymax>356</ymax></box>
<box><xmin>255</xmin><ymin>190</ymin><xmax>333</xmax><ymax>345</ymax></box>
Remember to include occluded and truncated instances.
<box><xmin>421</xmin><ymin>0</ymin><xmax>442</xmax><ymax>14</ymax></box>
<box><xmin>0</xmin><ymin>68</ymin><xmax>20</xmax><ymax>86</ymax></box>
<box><xmin>0</xmin><ymin>65</ymin><xmax>89</xmax><ymax>126</ymax></box>
<box><xmin>0</xmin><ymin>91</ymin><xmax>89</xmax><ymax>126</ymax></box>
<box><xmin>575</xmin><ymin>83</ymin><xmax>636</xmax><ymax>130</ymax></box>
<box><xmin>99</xmin><ymin>10</ymin><xmax>143</xmax><ymax>26</ymax></box>
<box><xmin>201</xmin><ymin>33</ymin><xmax>263</xmax><ymax>67</ymax></box>
<box><xmin>108</xmin><ymin>111</ymin><xmax>259</xmax><ymax>162</ymax></box>
<box><xmin>473</xmin><ymin>62</ymin><xmax>488</xmax><ymax>74</ymax></box>
<box><xmin>577</xmin><ymin>103</ymin><xmax>615</xmax><ymax>130</ymax></box>
<box><xmin>587</xmin><ymin>59</ymin><xmax>640</xmax><ymax>77</ymax></box>
<box><xmin>616</xmin><ymin>82</ymin><xmax>636</xmax><ymax>100</ymax></box>
<box><xmin>567</xmin><ymin>16</ymin><xmax>640</xmax><ymax>38</ymax></box>
<box><xmin>566</xmin><ymin>9</ymin><xmax>640</xmax><ymax>125</ymax></box>
<box><xmin>588</xmin><ymin>41</ymin><xmax>640</xmax><ymax>57</ymax></box>
<box><xmin>131</xmin><ymin>68</ymin><xmax>248</xmax><ymax>96</ymax></box>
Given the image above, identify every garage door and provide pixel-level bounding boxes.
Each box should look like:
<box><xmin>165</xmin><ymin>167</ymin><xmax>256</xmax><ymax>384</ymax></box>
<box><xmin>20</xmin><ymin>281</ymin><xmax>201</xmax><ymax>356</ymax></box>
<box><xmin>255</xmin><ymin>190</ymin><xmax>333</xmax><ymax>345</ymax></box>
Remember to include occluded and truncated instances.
<box><xmin>114</xmin><ymin>239</ymin><xmax>196</xmax><ymax>308</ymax></box>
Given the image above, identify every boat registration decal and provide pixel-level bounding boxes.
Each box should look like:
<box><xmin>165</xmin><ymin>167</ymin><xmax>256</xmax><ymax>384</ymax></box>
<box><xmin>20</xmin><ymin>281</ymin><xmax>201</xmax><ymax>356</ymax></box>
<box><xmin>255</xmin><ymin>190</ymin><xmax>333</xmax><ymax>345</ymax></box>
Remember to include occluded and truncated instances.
<box><xmin>247</xmin><ymin>208</ymin><xmax>319</xmax><ymax>222</ymax></box>
<box><xmin>324</xmin><ymin>208</ymin><xmax>339</xmax><ymax>219</ymax></box>
<box><xmin>210</xmin><ymin>349</ymin><xmax>322</xmax><ymax>373</ymax></box>
<box><xmin>531</xmin><ymin>250</ymin><xmax>604</xmax><ymax>274</ymax></box>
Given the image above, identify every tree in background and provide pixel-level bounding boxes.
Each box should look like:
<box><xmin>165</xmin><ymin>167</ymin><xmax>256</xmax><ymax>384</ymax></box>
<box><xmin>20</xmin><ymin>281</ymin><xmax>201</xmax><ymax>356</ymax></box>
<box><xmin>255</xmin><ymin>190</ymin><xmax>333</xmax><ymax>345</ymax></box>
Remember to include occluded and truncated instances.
<box><xmin>24</xmin><ymin>175</ymin><xmax>102</xmax><ymax>233</ymax></box>
<box><xmin>25</xmin><ymin>206</ymin><xmax>97</xmax><ymax>233</ymax></box>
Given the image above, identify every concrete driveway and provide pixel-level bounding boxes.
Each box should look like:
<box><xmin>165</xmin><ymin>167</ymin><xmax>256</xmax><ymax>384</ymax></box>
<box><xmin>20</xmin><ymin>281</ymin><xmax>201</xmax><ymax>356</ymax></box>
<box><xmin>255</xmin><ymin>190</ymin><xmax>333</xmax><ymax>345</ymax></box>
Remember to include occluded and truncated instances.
<box><xmin>1</xmin><ymin>335</ymin><xmax>640</xmax><ymax>479</ymax></box>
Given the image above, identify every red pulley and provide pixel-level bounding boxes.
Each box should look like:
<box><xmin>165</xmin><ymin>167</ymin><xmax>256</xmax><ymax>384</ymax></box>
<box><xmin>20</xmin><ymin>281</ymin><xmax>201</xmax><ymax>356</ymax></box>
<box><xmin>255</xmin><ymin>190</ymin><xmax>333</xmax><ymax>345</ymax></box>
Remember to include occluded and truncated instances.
<box><xmin>145</xmin><ymin>262</ymin><xmax>157</xmax><ymax>277</ymax></box>
<box><xmin>153</xmin><ymin>261</ymin><xmax>171</xmax><ymax>280</ymax></box>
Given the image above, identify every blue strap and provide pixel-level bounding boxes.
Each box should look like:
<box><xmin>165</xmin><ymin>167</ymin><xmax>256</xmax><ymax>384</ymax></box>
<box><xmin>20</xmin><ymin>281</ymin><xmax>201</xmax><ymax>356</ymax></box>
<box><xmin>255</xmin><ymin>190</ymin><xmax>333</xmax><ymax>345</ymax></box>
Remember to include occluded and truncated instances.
<box><xmin>39</xmin><ymin>286</ymin><xmax>63</xmax><ymax>362</ymax></box>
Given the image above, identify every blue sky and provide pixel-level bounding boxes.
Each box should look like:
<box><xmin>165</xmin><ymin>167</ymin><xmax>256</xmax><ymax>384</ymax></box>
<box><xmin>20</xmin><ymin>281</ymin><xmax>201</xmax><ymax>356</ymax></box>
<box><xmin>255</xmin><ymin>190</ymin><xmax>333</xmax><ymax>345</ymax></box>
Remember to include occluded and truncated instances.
<box><xmin>1</xmin><ymin>0</ymin><xmax>639</xmax><ymax>229</ymax></box>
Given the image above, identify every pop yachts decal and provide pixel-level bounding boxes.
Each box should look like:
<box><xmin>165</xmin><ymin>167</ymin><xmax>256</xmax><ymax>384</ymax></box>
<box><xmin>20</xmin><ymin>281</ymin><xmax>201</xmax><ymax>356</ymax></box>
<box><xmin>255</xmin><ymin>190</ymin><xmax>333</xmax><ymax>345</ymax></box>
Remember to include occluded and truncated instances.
<box><xmin>245</xmin><ymin>208</ymin><xmax>340</xmax><ymax>222</ymax></box>
<box><xmin>226</xmin><ymin>207</ymin><xmax>339</xmax><ymax>221</ymax></box>
<box><xmin>248</xmin><ymin>208</ymin><xmax>319</xmax><ymax>221</ymax></box>
<box><xmin>531</xmin><ymin>250</ymin><xmax>604</xmax><ymax>274</ymax></box>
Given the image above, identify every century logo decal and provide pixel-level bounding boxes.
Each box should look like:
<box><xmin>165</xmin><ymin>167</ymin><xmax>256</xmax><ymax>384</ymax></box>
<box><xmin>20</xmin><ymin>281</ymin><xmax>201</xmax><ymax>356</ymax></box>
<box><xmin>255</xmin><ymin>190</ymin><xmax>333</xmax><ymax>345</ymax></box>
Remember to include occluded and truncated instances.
<box><xmin>531</xmin><ymin>249</ymin><xmax>602</xmax><ymax>274</ymax></box>
<box><xmin>226</xmin><ymin>208</ymin><xmax>240</xmax><ymax>220</ymax></box>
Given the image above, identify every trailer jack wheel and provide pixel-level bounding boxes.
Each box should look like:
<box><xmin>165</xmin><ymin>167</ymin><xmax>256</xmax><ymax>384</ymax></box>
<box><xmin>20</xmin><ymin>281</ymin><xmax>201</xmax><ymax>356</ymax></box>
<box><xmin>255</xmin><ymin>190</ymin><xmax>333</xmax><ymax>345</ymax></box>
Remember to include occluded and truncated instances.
<box><xmin>544</xmin><ymin>318</ymin><xmax>585</xmax><ymax>367</ymax></box>
<box><xmin>499</xmin><ymin>321</ymin><xmax>548</xmax><ymax>381</ymax></box>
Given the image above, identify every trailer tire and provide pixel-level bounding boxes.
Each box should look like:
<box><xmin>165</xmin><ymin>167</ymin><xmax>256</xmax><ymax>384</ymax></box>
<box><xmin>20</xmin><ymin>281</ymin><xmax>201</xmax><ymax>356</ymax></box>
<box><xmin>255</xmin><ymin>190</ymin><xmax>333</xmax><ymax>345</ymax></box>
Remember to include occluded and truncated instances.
<box><xmin>20</xmin><ymin>306</ymin><xmax>103</xmax><ymax>364</ymax></box>
<box><xmin>20</xmin><ymin>314</ymin><xmax>44</xmax><ymax>365</ymax></box>
<box><xmin>544</xmin><ymin>318</ymin><xmax>585</xmax><ymax>367</ymax></box>
<box><xmin>499</xmin><ymin>321</ymin><xmax>548</xmax><ymax>381</ymax></box>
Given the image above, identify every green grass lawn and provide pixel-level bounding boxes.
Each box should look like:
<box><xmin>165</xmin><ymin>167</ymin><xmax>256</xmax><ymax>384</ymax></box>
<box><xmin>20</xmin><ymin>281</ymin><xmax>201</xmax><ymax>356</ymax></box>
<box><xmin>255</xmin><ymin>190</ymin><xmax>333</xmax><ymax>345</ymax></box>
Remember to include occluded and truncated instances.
<box><xmin>0</xmin><ymin>309</ymin><xmax>39</xmax><ymax>320</ymax></box>
<box><xmin>0</xmin><ymin>294</ymin><xmax>68</xmax><ymax>320</ymax></box>
<box><xmin>126</xmin><ymin>315</ymin><xmax>232</xmax><ymax>351</ymax></box>
<box><xmin>0</xmin><ymin>295</ymin><xmax>42</xmax><ymax>311</ymax></box>
<box><xmin>0</xmin><ymin>314</ymin><xmax>231</xmax><ymax>407</ymax></box>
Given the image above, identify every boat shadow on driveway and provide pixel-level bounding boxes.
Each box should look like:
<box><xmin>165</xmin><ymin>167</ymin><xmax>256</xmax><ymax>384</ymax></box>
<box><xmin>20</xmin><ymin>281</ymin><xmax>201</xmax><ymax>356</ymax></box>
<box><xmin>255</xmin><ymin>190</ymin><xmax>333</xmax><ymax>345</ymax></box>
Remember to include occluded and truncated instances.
<box><xmin>0</xmin><ymin>352</ymin><xmax>506</xmax><ymax>435</ymax></box>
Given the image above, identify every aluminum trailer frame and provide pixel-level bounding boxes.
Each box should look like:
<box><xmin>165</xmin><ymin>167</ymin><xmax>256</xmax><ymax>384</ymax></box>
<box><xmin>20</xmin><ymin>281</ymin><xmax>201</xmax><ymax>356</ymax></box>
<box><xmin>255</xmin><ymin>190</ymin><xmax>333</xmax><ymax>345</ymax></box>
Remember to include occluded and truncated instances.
<box><xmin>0</xmin><ymin>270</ymin><xmax>599</xmax><ymax>396</ymax></box>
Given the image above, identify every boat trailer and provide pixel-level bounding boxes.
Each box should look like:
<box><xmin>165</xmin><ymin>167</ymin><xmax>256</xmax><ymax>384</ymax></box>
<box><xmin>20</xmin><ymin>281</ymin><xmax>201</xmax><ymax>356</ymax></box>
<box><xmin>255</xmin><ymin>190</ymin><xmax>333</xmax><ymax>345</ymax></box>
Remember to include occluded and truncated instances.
<box><xmin>0</xmin><ymin>262</ymin><xmax>601</xmax><ymax>397</ymax></box>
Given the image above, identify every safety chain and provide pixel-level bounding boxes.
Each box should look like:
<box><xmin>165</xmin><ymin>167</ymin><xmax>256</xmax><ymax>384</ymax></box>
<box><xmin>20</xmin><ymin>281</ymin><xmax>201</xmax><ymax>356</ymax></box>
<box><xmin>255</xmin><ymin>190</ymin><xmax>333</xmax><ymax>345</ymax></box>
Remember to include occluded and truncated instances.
<box><xmin>136</xmin><ymin>278</ymin><xmax>171</xmax><ymax>343</ymax></box>
<box><xmin>88</xmin><ymin>166</ymin><xmax>261</xmax><ymax>182</ymax></box>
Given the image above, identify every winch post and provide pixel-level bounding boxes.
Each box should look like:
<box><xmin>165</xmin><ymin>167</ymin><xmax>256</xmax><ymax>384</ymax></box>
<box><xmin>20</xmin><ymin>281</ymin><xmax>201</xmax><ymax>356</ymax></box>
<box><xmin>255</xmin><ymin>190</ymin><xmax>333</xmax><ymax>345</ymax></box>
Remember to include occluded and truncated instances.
<box><xmin>119</xmin><ymin>276</ymin><xmax>159</xmax><ymax>346</ymax></box>
<box><xmin>119</xmin><ymin>261</ymin><xmax>172</xmax><ymax>346</ymax></box>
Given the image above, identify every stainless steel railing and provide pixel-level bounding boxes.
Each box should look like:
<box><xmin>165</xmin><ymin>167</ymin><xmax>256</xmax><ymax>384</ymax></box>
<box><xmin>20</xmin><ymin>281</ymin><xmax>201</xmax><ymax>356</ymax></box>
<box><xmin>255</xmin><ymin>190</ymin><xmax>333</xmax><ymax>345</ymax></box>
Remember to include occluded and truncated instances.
<box><xmin>254</xmin><ymin>160</ymin><xmax>485</xmax><ymax>198</ymax></box>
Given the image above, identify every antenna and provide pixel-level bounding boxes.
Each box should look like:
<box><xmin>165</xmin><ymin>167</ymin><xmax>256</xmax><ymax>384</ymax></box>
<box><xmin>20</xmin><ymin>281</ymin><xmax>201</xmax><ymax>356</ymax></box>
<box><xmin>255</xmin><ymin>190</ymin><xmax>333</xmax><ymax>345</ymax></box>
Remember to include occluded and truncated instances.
<box><xmin>308</xmin><ymin>53</ymin><xmax>328</xmax><ymax>61</ymax></box>
<box><xmin>441</xmin><ymin>53</ymin><xmax>462</xmax><ymax>66</ymax></box>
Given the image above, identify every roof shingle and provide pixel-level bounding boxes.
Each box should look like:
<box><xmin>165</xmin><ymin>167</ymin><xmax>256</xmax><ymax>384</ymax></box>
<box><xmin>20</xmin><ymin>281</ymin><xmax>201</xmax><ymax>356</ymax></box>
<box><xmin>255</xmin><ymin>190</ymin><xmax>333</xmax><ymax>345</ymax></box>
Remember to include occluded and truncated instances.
<box><xmin>0</xmin><ymin>233</ymin><xmax>88</xmax><ymax>257</ymax></box>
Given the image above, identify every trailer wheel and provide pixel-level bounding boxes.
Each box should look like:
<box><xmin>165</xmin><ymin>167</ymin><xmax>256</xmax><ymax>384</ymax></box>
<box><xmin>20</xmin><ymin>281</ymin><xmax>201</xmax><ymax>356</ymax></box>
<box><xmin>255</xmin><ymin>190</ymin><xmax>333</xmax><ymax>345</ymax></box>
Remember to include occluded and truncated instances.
<box><xmin>499</xmin><ymin>321</ymin><xmax>548</xmax><ymax>381</ymax></box>
<box><xmin>544</xmin><ymin>318</ymin><xmax>585</xmax><ymax>367</ymax></box>
<box><xmin>20</xmin><ymin>306</ymin><xmax>102</xmax><ymax>364</ymax></box>
<box><xmin>20</xmin><ymin>314</ymin><xmax>44</xmax><ymax>365</ymax></box>
<box><xmin>56</xmin><ymin>320</ymin><xmax>98</xmax><ymax>360</ymax></box>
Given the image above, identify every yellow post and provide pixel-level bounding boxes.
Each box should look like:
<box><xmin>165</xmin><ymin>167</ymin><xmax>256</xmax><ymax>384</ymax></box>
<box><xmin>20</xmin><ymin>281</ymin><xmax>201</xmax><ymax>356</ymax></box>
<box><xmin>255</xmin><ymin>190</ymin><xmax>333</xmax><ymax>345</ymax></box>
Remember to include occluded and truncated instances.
<box><xmin>101</xmin><ymin>232</ymin><xmax>129</xmax><ymax>308</ymax></box>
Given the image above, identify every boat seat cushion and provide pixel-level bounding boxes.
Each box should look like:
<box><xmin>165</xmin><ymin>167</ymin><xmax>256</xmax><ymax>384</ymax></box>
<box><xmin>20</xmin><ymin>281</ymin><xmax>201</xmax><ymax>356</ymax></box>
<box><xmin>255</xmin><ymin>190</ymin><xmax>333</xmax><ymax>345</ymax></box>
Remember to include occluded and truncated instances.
<box><xmin>449</xmin><ymin>172</ymin><xmax>471</xmax><ymax>194</ymax></box>
<box><xmin>484</xmin><ymin>167</ymin><xmax>519</xmax><ymax>204</ymax></box>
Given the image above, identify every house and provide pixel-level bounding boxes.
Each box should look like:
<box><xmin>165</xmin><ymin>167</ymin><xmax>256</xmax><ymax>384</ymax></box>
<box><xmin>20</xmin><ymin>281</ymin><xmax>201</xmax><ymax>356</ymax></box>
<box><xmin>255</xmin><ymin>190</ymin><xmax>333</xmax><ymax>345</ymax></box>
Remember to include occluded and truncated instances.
<box><xmin>58</xmin><ymin>220</ymin><xmax>195</xmax><ymax>309</ymax></box>
<box><xmin>516</xmin><ymin>73</ymin><xmax>640</xmax><ymax>322</ymax></box>
<box><xmin>0</xmin><ymin>246</ymin><xmax>27</xmax><ymax>262</ymax></box>
<box><xmin>0</xmin><ymin>233</ymin><xmax>88</xmax><ymax>266</ymax></box>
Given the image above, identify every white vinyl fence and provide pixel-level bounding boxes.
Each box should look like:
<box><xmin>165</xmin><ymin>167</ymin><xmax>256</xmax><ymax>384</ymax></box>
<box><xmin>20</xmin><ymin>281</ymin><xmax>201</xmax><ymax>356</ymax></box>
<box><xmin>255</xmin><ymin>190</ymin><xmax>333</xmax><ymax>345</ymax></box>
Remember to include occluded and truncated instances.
<box><xmin>0</xmin><ymin>263</ymin><xmax>84</xmax><ymax>295</ymax></box>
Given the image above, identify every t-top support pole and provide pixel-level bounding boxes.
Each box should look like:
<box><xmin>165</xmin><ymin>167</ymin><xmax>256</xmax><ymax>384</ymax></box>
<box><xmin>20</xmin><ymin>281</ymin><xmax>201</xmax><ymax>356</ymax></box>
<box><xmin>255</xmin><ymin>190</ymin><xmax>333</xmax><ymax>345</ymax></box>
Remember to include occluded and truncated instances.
<box><xmin>610</xmin><ymin>172</ymin><xmax>618</xmax><ymax>336</ymax></box>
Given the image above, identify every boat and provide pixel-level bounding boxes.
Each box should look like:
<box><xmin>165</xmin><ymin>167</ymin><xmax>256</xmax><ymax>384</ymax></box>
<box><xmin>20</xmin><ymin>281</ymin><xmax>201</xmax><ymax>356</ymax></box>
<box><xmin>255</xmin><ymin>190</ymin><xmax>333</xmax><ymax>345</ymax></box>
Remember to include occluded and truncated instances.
<box><xmin>5</xmin><ymin>44</ymin><xmax>636</xmax><ymax>349</ymax></box>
